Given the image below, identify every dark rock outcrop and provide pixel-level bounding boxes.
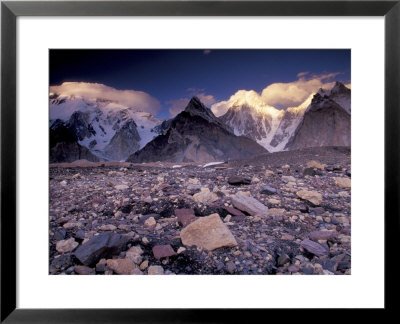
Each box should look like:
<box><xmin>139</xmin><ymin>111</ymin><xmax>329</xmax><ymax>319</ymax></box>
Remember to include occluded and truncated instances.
<box><xmin>74</xmin><ymin>232</ymin><xmax>130</xmax><ymax>266</ymax></box>
<box><xmin>127</xmin><ymin>97</ymin><xmax>268</xmax><ymax>163</ymax></box>
<box><xmin>50</xmin><ymin>123</ymin><xmax>100</xmax><ymax>163</ymax></box>
<box><xmin>285</xmin><ymin>83</ymin><xmax>351</xmax><ymax>150</ymax></box>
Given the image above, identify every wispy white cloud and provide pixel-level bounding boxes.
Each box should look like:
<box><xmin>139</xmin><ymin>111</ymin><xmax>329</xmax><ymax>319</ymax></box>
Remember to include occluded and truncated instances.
<box><xmin>50</xmin><ymin>82</ymin><xmax>162</xmax><ymax>115</ymax></box>
<box><xmin>261</xmin><ymin>72</ymin><xmax>341</xmax><ymax>107</ymax></box>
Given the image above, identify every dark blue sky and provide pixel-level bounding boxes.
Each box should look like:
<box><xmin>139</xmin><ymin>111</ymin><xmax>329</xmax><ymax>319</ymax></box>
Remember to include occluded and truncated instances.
<box><xmin>50</xmin><ymin>49</ymin><xmax>350</xmax><ymax>118</ymax></box>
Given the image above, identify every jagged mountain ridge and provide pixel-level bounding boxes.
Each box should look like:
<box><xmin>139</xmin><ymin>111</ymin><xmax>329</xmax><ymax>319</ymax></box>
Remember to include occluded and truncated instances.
<box><xmin>127</xmin><ymin>97</ymin><xmax>268</xmax><ymax>163</ymax></box>
<box><xmin>217</xmin><ymin>81</ymin><xmax>350</xmax><ymax>151</ymax></box>
<box><xmin>49</xmin><ymin>94</ymin><xmax>162</xmax><ymax>161</ymax></box>
<box><xmin>285</xmin><ymin>83</ymin><xmax>351</xmax><ymax>150</ymax></box>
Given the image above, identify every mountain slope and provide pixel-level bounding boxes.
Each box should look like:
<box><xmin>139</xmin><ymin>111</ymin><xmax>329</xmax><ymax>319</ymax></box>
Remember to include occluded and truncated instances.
<box><xmin>284</xmin><ymin>84</ymin><xmax>351</xmax><ymax>150</ymax></box>
<box><xmin>217</xmin><ymin>91</ymin><xmax>311</xmax><ymax>152</ymax></box>
<box><xmin>127</xmin><ymin>97</ymin><xmax>268</xmax><ymax>163</ymax></box>
<box><xmin>50</xmin><ymin>123</ymin><xmax>100</xmax><ymax>163</ymax></box>
<box><xmin>49</xmin><ymin>94</ymin><xmax>162</xmax><ymax>161</ymax></box>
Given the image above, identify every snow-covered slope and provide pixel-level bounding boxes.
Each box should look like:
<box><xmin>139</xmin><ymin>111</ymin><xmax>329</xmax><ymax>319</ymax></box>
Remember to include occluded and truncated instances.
<box><xmin>216</xmin><ymin>91</ymin><xmax>311</xmax><ymax>152</ymax></box>
<box><xmin>50</xmin><ymin>95</ymin><xmax>162</xmax><ymax>161</ymax></box>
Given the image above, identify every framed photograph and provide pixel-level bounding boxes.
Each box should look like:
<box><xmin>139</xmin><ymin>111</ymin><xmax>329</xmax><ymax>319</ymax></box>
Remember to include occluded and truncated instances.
<box><xmin>1</xmin><ymin>0</ymin><xmax>398</xmax><ymax>322</ymax></box>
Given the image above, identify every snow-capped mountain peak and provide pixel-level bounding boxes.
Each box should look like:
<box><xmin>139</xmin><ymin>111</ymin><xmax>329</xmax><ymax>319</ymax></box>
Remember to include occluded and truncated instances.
<box><xmin>49</xmin><ymin>93</ymin><xmax>163</xmax><ymax>161</ymax></box>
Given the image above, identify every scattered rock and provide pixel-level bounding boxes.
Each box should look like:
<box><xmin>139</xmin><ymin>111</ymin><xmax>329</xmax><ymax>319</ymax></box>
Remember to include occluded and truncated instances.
<box><xmin>228</xmin><ymin>176</ymin><xmax>251</xmax><ymax>185</ymax></box>
<box><xmin>139</xmin><ymin>260</ymin><xmax>149</xmax><ymax>270</ymax></box>
<box><xmin>277</xmin><ymin>254</ymin><xmax>290</xmax><ymax>266</ymax></box>
<box><xmin>115</xmin><ymin>184</ymin><xmax>129</xmax><ymax>191</ymax></box>
<box><xmin>152</xmin><ymin>245</ymin><xmax>176</xmax><ymax>259</ymax></box>
<box><xmin>231</xmin><ymin>193</ymin><xmax>268</xmax><ymax>217</ymax></box>
<box><xmin>74</xmin><ymin>232</ymin><xmax>129</xmax><ymax>266</ymax></box>
<box><xmin>192</xmin><ymin>188</ymin><xmax>218</xmax><ymax>204</ymax></box>
<box><xmin>224</xmin><ymin>206</ymin><xmax>246</xmax><ymax>217</ymax></box>
<box><xmin>51</xmin><ymin>254</ymin><xmax>72</xmax><ymax>270</ymax></box>
<box><xmin>56</xmin><ymin>238</ymin><xmax>79</xmax><ymax>253</ymax></box>
<box><xmin>106</xmin><ymin>258</ymin><xmax>141</xmax><ymax>275</ymax></box>
<box><xmin>148</xmin><ymin>265</ymin><xmax>164</xmax><ymax>275</ymax></box>
<box><xmin>309</xmin><ymin>230</ymin><xmax>337</xmax><ymax>241</ymax></box>
<box><xmin>54</xmin><ymin>229</ymin><xmax>67</xmax><ymax>241</ymax></box>
<box><xmin>144</xmin><ymin>217</ymin><xmax>157</xmax><ymax>228</ymax></box>
<box><xmin>74</xmin><ymin>265</ymin><xmax>95</xmax><ymax>275</ymax></box>
<box><xmin>225</xmin><ymin>261</ymin><xmax>236</xmax><ymax>274</ymax></box>
<box><xmin>126</xmin><ymin>246</ymin><xmax>144</xmax><ymax>264</ymax></box>
<box><xmin>100</xmin><ymin>224</ymin><xmax>117</xmax><ymax>231</ymax></box>
<box><xmin>260</xmin><ymin>186</ymin><xmax>277</xmax><ymax>195</ymax></box>
<box><xmin>180</xmin><ymin>213</ymin><xmax>238</xmax><ymax>251</ymax></box>
<box><xmin>300</xmin><ymin>239</ymin><xmax>329</xmax><ymax>257</ymax></box>
<box><xmin>268</xmin><ymin>208</ymin><xmax>285</xmax><ymax>217</ymax></box>
<box><xmin>334</xmin><ymin>177</ymin><xmax>351</xmax><ymax>189</ymax></box>
<box><xmin>175</xmin><ymin>208</ymin><xmax>197</xmax><ymax>227</ymax></box>
<box><xmin>303</xmin><ymin>167</ymin><xmax>321</xmax><ymax>177</ymax></box>
<box><xmin>282</xmin><ymin>175</ymin><xmax>296</xmax><ymax>183</ymax></box>
<box><xmin>296</xmin><ymin>190</ymin><xmax>322</xmax><ymax>206</ymax></box>
<box><xmin>307</xmin><ymin>160</ymin><xmax>326</xmax><ymax>170</ymax></box>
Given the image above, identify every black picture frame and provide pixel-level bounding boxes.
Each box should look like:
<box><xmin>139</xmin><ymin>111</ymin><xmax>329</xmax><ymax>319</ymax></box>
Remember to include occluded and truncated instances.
<box><xmin>1</xmin><ymin>0</ymin><xmax>399</xmax><ymax>322</ymax></box>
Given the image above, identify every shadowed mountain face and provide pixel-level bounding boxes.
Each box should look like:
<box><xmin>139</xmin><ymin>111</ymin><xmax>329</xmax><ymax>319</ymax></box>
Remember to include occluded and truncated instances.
<box><xmin>285</xmin><ymin>84</ymin><xmax>351</xmax><ymax>150</ymax></box>
<box><xmin>127</xmin><ymin>97</ymin><xmax>268</xmax><ymax>163</ymax></box>
<box><xmin>50</xmin><ymin>123</ymin><xmax>100</xmax><ymax>163</ymax></box>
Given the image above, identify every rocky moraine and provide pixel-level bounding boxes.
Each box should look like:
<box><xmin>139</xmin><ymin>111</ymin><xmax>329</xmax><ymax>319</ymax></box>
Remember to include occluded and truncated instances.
<box><xmin>49</xmin><ymin>146</ymin><xmax>351</xmax><ymax>275</ymax></box>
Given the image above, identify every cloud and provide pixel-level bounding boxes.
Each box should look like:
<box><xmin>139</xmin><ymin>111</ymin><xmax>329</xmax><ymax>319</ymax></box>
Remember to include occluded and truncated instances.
<box><xmin>261</xmin><ymin>72</ymin><xmax>342</xmax><ymax>107</ymax></box>
<box><xmin>297</xmin><ymin>71</ymin><xmax>309</xmax><ymax>78</ymax></box>
<box><xmin>50</xmin><ymin>82</ymin><xmax>161</xmax><ymax>115</ymax></box>
<box><xmin>211</xmin><ymin>72</ymin><xmax>345</xmax><ymax>116</ymax></box>
<box><xmin>203</xmin><ymin>50</ymin><xmax>211</xmax><ymax>55</ymax></box>
<box><xmin>167</xmin><ymin>91</ymin><xmax>217</xmax><ymax>117</ymax></box>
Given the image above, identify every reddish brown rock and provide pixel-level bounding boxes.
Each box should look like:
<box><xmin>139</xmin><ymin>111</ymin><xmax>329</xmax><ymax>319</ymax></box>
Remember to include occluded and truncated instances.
<box><xmin>152</xmin><ymin>245</ymin><xmax>176</xmax><ymax>259</ymax></box>
<box><xmin>224</xmin><ymin>206</ymin><xmax>246</xmax><ymax>217</ymax></box>
<box><xmin>175</xmin><ymin>208</ymin><xmax>197</xmax><ymax>227</ymax></box>
<box><xmin>74</xmin><ymin>265</ymin><xmax>95</xmax><ymax>275</ymax></box>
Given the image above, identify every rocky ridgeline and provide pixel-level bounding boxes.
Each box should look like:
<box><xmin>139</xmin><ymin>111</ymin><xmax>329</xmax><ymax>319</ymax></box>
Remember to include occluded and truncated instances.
<box><xmin>49</xmin><ymin>147</ymin><xmax>351</xmax><ymax>275</ymax></box>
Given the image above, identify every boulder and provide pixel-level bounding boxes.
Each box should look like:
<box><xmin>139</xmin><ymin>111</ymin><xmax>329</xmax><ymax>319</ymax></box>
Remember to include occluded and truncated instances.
<box><xmin>231</xmin><ymin>193</ymin><xmax>269</xmax><ymax>217</ymax></box>
<box><xmin>175</xmin><ymin>208</ymin><xmax>197</xmax><ymax>227</ymax></box>
<box><xmin>106</xmin><ymin>258</ymin><xmax>141</xmax><ymax>275</ymax></box>
<box><xmin>306</xmin><ymin>160</ymin><xmax>326</xmax><ymax>170</ymax></box>
<box><xmin>334</xmin><ymin>177</ymin><xmax>351</xmax><ymax>189</ymax></box>
<box><xmin>300</xmin><ymin>239</ymin><xmax>329</xmax><ymax>257</ymax></box>
<box><xmin>152</xmin><ymin>245</ymin><xmax>176</xmax><ymax>259</ymax></box>
<box><xmin>56</xmin><ymin>238</ymin><xmax>79</xmax><ymax>253</ymax></box>
<box><xmin>74</xmin><ymin>232</ymin><xmax>130</xmax><ymax>266</ymax></box>
<box><xmin>296</xmin><ymin>190</ymin><xmax>322</xmax><ymax>206</ymax></box>
<box><xmin>180</xmin><ymin>213</ymin><xmax>237</xmax><ymax>251</ymax></box>
<box><xmin>260</xmin><ymin>186</ymin><xmax>277</xmax><ymax>195</ymax></box>
<box><xmin>282</xmin><ymin>175</ymin><xmax>296</xmax><ymax>183</ymax></box>
<box><xmin>192</xmin><ymin>188</ymin><xmax>218</xmax><ymax>204</ymax></box>
<box><xmin>223</xmin><ymin>206</ymin><xmax>246</xmax><ymax>217</ymax></box>
<box><xmin>148</xmin><ymin>265</ymin><xmax>164</xmax><ymax>275</ymax></box>
<box><xmin>228</xmin><ymin>176</ymin><xmax>251</xmax><ymax>185</ymax></box>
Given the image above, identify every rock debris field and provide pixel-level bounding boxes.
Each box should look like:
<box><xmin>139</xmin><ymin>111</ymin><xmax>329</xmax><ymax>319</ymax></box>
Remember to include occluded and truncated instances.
<box><xmin>49</xmin><ymin>147</ymin><xmax>351</xmax><ymax>275</ymax></box>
